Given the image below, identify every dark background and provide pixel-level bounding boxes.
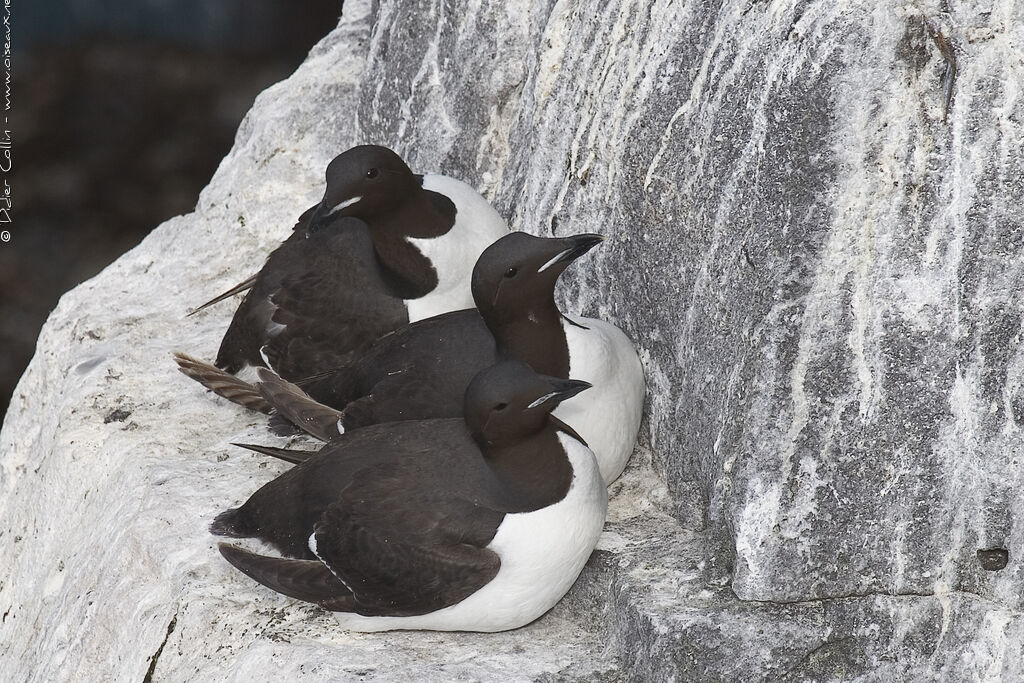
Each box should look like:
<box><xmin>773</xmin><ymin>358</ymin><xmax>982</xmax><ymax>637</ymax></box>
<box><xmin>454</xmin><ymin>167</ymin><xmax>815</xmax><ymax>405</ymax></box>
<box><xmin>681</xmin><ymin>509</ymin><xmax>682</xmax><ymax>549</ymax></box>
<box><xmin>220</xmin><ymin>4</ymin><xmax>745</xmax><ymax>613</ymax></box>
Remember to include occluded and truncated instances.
<box><xmin>2</xmin><ymin>1</ymin><xmax>342</xmax><ymax>422</ymax></box>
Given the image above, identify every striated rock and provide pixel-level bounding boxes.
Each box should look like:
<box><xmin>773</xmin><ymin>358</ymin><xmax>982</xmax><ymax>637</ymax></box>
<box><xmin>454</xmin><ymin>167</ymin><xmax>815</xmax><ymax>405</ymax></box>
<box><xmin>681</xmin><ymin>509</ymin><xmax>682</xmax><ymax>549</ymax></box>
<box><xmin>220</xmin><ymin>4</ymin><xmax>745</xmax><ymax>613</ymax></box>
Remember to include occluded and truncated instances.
<box><xmin>2</xmin><ymin>0</ymin><xmax>1023</xmax><ymax>679</ymax></box>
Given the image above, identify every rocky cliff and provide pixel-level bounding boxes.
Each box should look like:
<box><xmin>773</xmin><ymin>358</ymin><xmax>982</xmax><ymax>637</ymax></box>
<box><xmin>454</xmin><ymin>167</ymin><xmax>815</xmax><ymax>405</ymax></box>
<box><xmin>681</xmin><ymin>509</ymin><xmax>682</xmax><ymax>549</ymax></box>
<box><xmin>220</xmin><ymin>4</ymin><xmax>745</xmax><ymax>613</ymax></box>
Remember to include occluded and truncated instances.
<box><xmin>2</xmin><ymin>0</ymin><xmax>1022</xmax><ymax>679</ymax></box>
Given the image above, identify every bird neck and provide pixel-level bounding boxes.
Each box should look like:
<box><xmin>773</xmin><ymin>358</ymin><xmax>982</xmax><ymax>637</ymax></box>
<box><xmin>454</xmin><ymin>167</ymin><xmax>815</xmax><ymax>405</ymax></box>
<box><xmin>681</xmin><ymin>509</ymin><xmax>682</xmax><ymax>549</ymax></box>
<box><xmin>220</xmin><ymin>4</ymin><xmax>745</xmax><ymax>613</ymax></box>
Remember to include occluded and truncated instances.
<box><xmin>371</xmin><ymin>234</ymin><xmax>439</xmax><ymax>300</ymax></box>
<box><xmin>367</xmin><ymin>188</ymin><xmax>457</xmax><ymax>300</ymax></box>
<box><xmin>371</xmin><ymin>185</ymin><xmax>456</xmax><ymax>240</ymax></box>
<box><xmin>488</xmin><ymin>301</ymin><xmax>571</xmax><ymax>378</ymax></box>
<box><xmin>483</xmin><ymin>425</ymin><xmax>573</xmax><ymax>512</ymax></box>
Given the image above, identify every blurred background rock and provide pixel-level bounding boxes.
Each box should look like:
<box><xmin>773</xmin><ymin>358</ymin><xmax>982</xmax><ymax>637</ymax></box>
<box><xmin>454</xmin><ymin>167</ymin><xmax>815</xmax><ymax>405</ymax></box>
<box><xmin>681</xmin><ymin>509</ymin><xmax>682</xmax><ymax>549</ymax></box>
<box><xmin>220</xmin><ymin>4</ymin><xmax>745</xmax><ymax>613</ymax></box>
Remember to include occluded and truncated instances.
<box><xmin>2</xmin><ymin>0</ymin><xmax>342</xmax><ymax>421</ymax></box>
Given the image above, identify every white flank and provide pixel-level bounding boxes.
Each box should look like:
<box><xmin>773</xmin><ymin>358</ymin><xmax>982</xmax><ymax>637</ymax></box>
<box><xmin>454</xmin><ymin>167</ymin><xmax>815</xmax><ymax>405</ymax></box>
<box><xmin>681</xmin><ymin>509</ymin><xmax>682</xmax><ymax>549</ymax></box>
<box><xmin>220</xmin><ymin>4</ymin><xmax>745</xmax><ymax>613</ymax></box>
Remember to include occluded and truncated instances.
<box><xmin>553</xmin><ymin>316</ymin><xmax>645</xmax><ymax>484</ymax></box>
<box><xmin>330</xmin><ymin>433</ymin><xmax>607</xmax><ymax>632</ymax></box>
<box><xmin>404</xmin><ymin>175</ymin><xmax>509</xmax><ymax>322</ymax></box>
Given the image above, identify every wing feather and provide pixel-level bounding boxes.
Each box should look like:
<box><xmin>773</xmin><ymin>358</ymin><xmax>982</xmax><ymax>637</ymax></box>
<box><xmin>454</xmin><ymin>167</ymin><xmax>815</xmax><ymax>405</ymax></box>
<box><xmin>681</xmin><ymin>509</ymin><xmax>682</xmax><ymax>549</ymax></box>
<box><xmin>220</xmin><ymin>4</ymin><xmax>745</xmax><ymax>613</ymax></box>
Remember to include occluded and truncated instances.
<box><xmin>311</xmin><ymin>464</ymin><xmax>504</xmax><ymax>617</ymax></box>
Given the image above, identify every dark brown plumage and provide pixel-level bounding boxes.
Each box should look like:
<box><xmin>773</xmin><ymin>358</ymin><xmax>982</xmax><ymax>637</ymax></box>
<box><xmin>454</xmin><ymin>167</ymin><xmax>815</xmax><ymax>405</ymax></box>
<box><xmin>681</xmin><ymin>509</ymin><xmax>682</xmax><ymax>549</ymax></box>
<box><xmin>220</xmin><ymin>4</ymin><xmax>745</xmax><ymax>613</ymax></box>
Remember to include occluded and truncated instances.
<box><xmin>265</xmin><ymin>232</ymin><xmax>604</xmax><ymax>437</ymax></box>
<box><xmin>213</xmin><ymin>361</ymin><xmax>592</xmax><ymax>618</ymax></box>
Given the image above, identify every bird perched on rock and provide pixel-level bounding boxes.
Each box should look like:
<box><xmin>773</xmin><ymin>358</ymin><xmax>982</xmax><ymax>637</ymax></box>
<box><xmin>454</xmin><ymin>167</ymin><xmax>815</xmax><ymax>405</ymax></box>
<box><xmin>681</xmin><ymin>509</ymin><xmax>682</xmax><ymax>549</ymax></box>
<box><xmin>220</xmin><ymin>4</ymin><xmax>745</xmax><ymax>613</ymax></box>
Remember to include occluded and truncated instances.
<box><xmin>213</xmin><ymin>360</ymin><xmax>606</xmax><ymax>632</ymax></box>
<box><xmin>178</xmin><ymin>144</ymin><xmax>508</xmax><ymax>385</ymax></box>
<box><xmin>197</xmin><ymin>231</ymin><xmax>645</xmax><ymax>484</ymax></box>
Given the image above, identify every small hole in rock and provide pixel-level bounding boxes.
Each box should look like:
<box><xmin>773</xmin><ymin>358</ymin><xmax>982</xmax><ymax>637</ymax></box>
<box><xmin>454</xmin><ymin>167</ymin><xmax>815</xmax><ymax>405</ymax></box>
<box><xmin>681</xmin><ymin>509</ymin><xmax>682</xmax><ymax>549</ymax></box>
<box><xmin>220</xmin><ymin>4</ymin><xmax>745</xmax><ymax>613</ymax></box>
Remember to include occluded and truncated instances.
<box><xmin>104</xmin><ymin>408</ymin><xmax>132</xmax><ymax>424</ymax></box>
<box><xmin>977</xmin><ymin>548</ymin><xmax>1009</xmax><ymax>571</ymax></box>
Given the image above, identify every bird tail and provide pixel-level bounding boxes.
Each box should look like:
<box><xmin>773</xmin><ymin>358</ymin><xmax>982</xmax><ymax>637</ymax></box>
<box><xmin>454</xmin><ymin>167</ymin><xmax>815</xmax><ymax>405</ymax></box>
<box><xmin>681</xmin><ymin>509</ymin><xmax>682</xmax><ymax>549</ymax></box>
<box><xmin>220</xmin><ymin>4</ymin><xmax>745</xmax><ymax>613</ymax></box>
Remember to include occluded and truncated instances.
<box><xmin>255</xmin><ymin>368</ymin><xmax>344</xmax><ymax>442</ymax></box>
<box><xmin>209</xmin><ymin>507</ymin><xmax>253</xmax><ymax>538</ymax></box>
<box><xmin>173</xmin><ymin>351</ymin><xmax>273</xmax><ymax>414</ymax></box>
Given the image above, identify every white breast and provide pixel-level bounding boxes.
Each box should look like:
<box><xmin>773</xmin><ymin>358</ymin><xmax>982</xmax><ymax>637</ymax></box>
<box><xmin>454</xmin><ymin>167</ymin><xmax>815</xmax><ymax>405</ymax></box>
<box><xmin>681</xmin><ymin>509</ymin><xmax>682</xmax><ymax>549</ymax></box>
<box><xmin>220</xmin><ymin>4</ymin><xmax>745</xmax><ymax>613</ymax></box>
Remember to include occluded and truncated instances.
<box><xmin>330</xmin><ymin>433</ymin><xmax>607</xmax><ymax>632</ymax></box>
<box><xmin>404</xmin><ymin>175</ymin><xmax>509</xmax><ymax>322</ymax></box>
<box><xmin>552</xmin><ymin>316</ymin><xmax>645</xmax><ymax>484</ymax></box>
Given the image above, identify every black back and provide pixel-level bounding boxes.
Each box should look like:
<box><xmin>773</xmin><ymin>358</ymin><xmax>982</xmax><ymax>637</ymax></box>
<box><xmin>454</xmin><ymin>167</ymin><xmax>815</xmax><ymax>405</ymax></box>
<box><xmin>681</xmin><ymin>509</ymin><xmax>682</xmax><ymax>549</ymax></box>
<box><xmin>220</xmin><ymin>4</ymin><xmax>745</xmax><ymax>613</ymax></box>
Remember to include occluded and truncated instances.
<box><xmin>214</xmin><ymin>146</ymin><xmax>458</xmax><ymax>377</ymax></box>
<box><xmin>216</xmin><ymin>216</ymin><xmax>411</xmax><ymax>378</ymax></box>
<box><xmin>213</xmin><ymin>361</ymin><xmax>589</xmax><ymax>617</ymax></box>
<box><xmin>299</xmin><ymin>309</ymin><xmax>494</xmax><ymax>425</ymax></box>
<box><xmin>289</xmin><ymin>232</ymin><xmax>602</xmax><ymax>430</ymax></box>
<box><xmin>214</xmin><ymin>204</ymin><xmax>320</xmax><ymax>372</ymax></box>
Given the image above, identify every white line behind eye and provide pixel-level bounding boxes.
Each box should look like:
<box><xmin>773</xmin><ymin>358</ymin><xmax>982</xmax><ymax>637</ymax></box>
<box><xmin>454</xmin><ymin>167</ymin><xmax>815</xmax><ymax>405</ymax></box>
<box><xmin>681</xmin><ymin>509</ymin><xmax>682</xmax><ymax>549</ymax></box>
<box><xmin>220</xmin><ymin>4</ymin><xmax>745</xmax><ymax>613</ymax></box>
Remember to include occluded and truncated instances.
<box><xmin>527</xmin><ymin>391</ymin><xmax>559</xmax><ymax>409</ymax></box>
<box><xmin>536</xmin><ymin>248</ymin><xmax>573</xmax><ymax>273</ymax></box>
<box><xmin>327</xmin><ymin>195</ymin><xmax>363</xmax><ymax>216</ymax></box>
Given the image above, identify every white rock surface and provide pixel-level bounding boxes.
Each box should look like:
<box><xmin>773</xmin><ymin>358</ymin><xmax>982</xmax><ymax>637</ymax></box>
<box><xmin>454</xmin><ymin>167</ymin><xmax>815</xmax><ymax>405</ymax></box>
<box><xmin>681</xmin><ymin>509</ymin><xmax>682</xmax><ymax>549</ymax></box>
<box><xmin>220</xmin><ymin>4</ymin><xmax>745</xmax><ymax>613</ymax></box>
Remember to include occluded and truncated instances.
<box><xmin>4</xmin><ymin>0</ymin><xmax>1024</xmax><ymax>679</ymax></box>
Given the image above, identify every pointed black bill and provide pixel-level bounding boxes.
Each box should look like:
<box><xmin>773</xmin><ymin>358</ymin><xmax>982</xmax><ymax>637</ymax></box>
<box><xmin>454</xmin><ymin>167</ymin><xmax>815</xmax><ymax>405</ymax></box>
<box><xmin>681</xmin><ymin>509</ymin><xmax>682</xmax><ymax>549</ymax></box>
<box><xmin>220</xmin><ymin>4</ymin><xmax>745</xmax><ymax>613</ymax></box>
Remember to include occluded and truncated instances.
<box><xmin>527</xmin><ymin>377</ymin><xmax>592</xmax><ymax>409</ymax></box>
<box><xmin>308</xmin><ymin>194</ymin><xmax>363</xmax><ymax>234</ymax></box>
<box><xmin>536</xmin><ymin>234</ymin><xmax>604</xmax><ymax>274</ymax></box>
<box><xmin>307</xmin><ymin>202</ymin><xmax>332</xmax><ymax>234</ymax></box>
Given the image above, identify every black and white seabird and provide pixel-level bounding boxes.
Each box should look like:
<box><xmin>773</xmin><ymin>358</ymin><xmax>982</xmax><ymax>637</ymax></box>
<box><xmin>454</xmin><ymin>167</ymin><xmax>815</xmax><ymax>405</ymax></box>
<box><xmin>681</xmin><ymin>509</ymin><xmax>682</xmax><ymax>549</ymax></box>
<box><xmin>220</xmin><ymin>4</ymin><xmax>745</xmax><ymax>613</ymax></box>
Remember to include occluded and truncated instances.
<box><xmin>258</xmin><ymin>231</ymin><xmax>645</xmax><ymax>484</ymax></box>
<box><xmin>213</xmin><ymin>360</ymin><xmax>607</xmax><ymax>632</ymax></box>
<box><xmin>178</xmin><ymin>144</ymin><xmax>508</xmax><ymax>383</ymax></box>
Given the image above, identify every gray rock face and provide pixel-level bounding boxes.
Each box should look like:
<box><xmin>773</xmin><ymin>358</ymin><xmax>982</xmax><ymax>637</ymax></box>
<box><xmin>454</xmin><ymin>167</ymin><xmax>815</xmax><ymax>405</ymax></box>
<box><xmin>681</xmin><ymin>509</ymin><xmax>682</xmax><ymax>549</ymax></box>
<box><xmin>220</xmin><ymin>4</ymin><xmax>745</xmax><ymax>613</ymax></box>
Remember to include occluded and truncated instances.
<box><xmin>3</xmin><ymin>0</ymin><xmax>1023</xmax><ymax>679</ymax></box>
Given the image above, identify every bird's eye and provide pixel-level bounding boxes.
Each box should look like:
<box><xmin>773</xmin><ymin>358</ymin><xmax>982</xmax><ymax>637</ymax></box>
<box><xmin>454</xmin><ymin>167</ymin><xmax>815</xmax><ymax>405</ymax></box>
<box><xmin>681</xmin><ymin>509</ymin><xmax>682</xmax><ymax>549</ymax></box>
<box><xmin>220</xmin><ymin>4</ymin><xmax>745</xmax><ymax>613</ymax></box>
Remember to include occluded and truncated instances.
<box><xmin>504</xmin><ymin>267</ymin><xmax>518</xmax><ymax>278</ymax></box>
<box><xmin>495</xmin><ymin>402</ymin><xmax>508</xmax><ymax>411</ymax></box>
<box><xmin>366</xmin><ymin>168</ymin><xmax>380</xmax><ymax>179</ymax></box>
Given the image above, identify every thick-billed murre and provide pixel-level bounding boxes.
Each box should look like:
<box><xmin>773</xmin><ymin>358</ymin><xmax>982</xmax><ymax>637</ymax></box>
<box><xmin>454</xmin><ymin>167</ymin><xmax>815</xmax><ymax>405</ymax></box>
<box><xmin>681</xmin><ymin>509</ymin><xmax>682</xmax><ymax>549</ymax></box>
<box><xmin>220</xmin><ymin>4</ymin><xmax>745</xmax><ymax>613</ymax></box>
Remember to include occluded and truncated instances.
<box><xmin>213</xmin><ymin>360</ymin><xmax>606</xmax><ymax>632</ymax></box>
<box><xmin>257</xmin><ymin>231</ymin><xmax>645</xmax><ymax>484</ymax></box>
<box><xmin>180</xmin><ymin>145</ymin><xmax>508</xmax><ymax>381</ymax></box>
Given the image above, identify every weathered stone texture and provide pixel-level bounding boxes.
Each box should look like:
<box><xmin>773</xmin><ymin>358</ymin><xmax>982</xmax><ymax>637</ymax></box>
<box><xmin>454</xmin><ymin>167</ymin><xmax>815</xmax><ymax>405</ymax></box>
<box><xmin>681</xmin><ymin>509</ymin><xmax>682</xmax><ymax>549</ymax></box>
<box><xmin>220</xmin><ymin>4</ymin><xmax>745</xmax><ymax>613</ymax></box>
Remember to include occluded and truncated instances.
<box><xmin>3</xmin><ymin>0</ymin><xmax>1023</xmax><ymax>679</ymax></box>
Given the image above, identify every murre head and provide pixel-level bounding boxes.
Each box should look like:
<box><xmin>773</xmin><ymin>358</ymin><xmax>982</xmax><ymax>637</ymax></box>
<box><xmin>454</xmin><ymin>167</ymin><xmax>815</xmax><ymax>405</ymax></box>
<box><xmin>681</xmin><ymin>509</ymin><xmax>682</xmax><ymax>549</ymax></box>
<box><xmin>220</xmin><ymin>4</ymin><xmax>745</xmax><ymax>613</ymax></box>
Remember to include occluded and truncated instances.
<box><xmin>464</xmin><ymin>360</ymin><xmax>591</xmax><ymax>448</ymax></box>
<box><xmin>470</xmin><ymin>232</ymin><xmax>604</xmax><ymax>322</ymax></box>
<box><xmin>308</xmin><ymin>146</ymin><xmax>418</xmax><ymax>232</ymax></box>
